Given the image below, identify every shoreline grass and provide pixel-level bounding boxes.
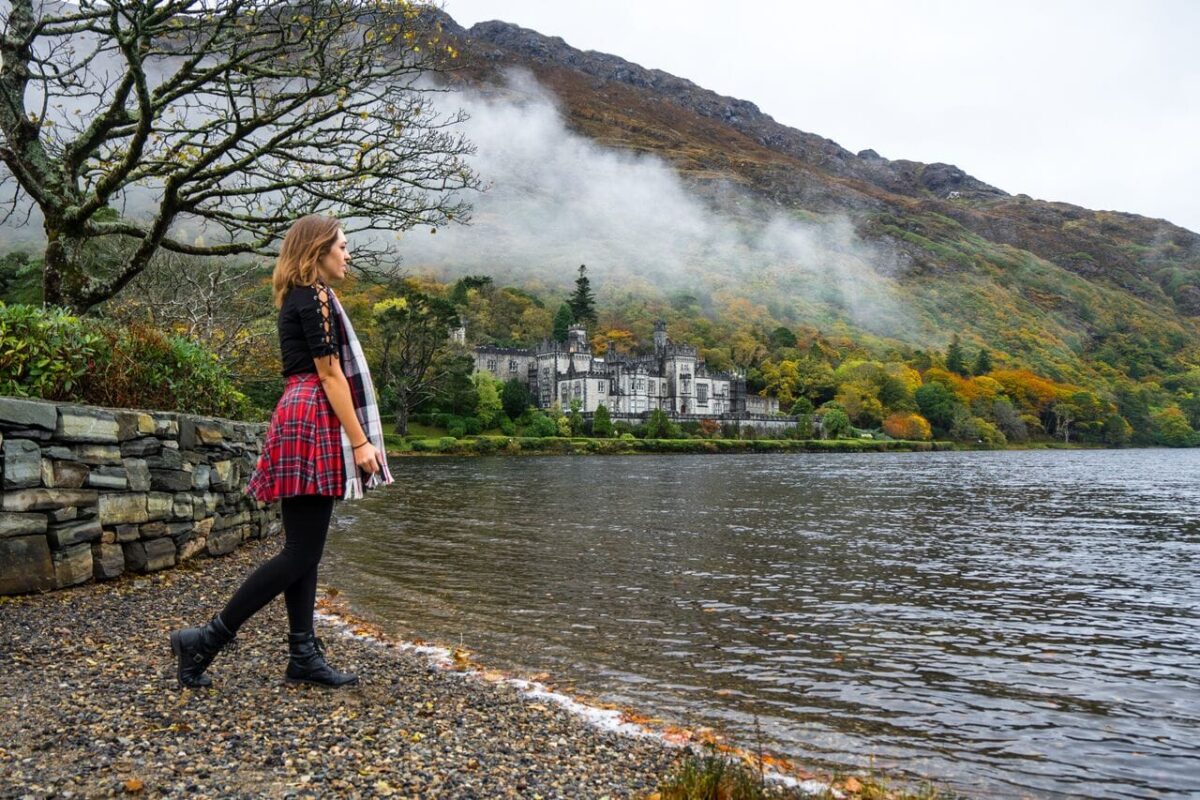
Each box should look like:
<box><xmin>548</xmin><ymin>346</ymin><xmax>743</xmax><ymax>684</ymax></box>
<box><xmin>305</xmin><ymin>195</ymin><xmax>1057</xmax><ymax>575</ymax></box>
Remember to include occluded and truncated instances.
<box><xmin>383</xmin><ymin>433</ymin><xmax>953</xmax><ymax>458</ymax></box>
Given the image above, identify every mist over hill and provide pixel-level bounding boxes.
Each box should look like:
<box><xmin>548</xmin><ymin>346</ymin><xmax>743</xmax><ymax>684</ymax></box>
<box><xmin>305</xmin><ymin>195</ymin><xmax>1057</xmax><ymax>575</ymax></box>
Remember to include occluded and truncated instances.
<box><xmin>385</xmin><ymin>12</ymin><xmax>1200</xmax><ymax>388</ymax></box>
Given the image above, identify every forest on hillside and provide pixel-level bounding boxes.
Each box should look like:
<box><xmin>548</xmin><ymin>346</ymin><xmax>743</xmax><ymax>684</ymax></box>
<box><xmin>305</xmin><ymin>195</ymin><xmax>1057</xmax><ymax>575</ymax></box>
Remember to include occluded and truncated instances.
<box><xmin>3</xmin><ymin>250</ymin><xmax>1199</xmax><ymax>447</ymax></box>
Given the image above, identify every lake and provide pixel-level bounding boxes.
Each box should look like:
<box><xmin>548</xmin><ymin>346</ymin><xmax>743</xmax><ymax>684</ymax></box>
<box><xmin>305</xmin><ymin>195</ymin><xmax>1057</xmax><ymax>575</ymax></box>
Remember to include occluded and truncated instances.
<box><xmin>323</xmin><ymin>450</ymin><xmax>1200</xmax><ymax>798</ymax></box>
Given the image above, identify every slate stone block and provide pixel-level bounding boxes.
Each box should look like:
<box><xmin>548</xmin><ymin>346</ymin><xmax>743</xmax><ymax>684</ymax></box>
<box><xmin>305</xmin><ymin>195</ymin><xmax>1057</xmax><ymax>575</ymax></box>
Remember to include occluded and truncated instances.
<box><xmin>0</xmin><ymin>397</ymin><xmax>57</xmax><ymax>430</ymax></box>
<box><xmin>2</xmin><ymin>488</ymin><xmax>98</xmax><ymax>512</ymax></box>
<box><xmin>2</xmin><ymin>439</ymin><xmax>42</xmax><ymax>489</ymax></box>
<box><xmin>123</xmin><ymin>459</ymin><xmax>150</xmax><ymax>492</ymax></box>
<box><xmin>98</xmin><ymin>493</ymin><xmax>148</xmax><ymax>524</ymax></box>
<box><xmin>207</xmin><ymin>528</ymin><xmax>240</xmax><ymax>556</ymax></box>
<box><xmin>86</xmin><ymin>466</ymin><xmax>128</xmax><ymax>490</ymax></box>
<box><xmin>52</xmin><ymin>542</ymin><xmax>93</xmax><ymax>588</ymax></box>
<box><xmin>0</xmin><ymin>511</ymin><xmax>48</xmax><ymax>538</ymax></box>
<box><xmin>0</xmin><ymin>534</ymin><xmax>55</xmax><ymax>594</ymax></box>
<box><xmin>124</xmin><ymin>537</ymin><xmax>176</xmax><ymax>572</ymax></box>
<box><xmin>40</xmin><ymin>459</ymin><xmax>89</xmax><ymax>489</ymax></box>
<box><xmin>120</xmin><ymin>437</ymin><xmax>161</xmax><ymax>458</ymax></box>
<box><xmin>47</xmin><ymin>518</ymin><xmax>102</xmax><ymax>549</ymax></box>
<box><xmin>149</xmin><ymin>469</ymin><xmax>192</xmax><ymax>492</ymax></box>
<box><xmin>56</xmin><ymin>409</ymin><xmax>120</xmax><ymax>443</ymax></box>
<box><xmin>92</xmin><ymin>542</ymin><xmax>124</xmax><ymax>580</ymax></box>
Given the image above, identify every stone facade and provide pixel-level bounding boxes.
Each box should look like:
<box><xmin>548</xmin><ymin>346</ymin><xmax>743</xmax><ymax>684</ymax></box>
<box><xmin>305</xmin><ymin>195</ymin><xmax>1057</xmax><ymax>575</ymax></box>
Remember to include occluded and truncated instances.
<box><xmin>475</xmin><ymin>321</ymin><xmax>782</xmax><ymax>419</ymax></box>
<box><xmin>0</xmin><ymin>396</ymin><xmax>279</xmax><ymax>596</ymax></box>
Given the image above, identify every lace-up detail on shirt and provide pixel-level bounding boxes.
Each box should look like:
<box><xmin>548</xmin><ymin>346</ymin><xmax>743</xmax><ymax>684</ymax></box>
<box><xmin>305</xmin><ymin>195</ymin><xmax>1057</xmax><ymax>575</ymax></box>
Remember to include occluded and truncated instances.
<box><xmin>313</xmin><ymin>281</ymin><xmax>336</xmax><ymax>356</ymax></box>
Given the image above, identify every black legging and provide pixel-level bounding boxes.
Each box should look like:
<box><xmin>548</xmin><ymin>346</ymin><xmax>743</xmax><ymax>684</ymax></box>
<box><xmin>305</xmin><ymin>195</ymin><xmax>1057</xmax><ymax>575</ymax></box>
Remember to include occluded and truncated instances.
<box><xmin>220</xmin><ymin>494</ymin><xmax>334</xmax><ymax>634</ymax></box>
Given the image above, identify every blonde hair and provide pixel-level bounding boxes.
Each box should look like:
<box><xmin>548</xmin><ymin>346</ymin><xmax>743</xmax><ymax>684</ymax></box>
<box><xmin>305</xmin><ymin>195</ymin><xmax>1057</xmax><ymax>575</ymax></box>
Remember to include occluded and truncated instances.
<box><xmin>272</xmin><ymin>215</ymin><xmax>343</xmax><ymax>308</ymax></box>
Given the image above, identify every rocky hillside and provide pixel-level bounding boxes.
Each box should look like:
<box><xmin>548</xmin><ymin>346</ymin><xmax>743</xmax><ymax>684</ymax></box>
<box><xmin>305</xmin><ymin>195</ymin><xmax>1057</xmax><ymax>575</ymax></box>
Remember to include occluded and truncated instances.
<box><xmin>423</xmin><ymin>13</ymin><xmax>1200</xmax><ymax>388</ymax></box>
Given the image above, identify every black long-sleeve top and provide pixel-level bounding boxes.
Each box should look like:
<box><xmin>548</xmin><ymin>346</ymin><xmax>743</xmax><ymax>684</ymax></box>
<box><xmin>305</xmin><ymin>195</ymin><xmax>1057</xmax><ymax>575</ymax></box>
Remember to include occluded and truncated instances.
<box><xmin>278</xmin><ymin>281</ymin><xmax>344</xmax><ymax>376</ymax></box>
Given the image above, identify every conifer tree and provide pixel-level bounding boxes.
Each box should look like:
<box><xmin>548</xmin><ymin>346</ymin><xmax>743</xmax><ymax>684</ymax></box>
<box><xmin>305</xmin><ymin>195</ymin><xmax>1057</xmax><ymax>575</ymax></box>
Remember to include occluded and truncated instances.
<box><xmin>946</xmin><ymin>334</ymin><xmax>968</xmax><ymax>376</ymax></box>
<box><xmin>552</xmin><ymin>303</ymin><xmax>574</xmax><ymax>343</ymax></box>
<box><xmin>592</xmin><ymin>403</ymin><xmax>614</xmax><ymax>438</ymax></box>
<box><xmin>568</xmin><ymin>264</ymin><xmax>597</xmax><ymax>326</ymax></box>
<box><xmin>973</xmin><ymin>347</ymin><xmax>993</xmax><ymax>376</ymax></box>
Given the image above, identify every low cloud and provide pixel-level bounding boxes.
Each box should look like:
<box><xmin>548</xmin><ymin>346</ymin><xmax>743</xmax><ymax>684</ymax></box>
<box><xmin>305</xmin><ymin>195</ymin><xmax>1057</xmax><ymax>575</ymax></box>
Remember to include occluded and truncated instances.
<box><xmin>399</xmin><ymin>69</ymin><xmax>913</xmax><ymax>338</ymax></box>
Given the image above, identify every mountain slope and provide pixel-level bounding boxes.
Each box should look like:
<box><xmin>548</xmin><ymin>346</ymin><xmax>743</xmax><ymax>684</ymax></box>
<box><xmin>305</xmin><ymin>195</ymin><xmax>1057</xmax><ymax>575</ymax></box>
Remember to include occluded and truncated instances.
<box><xmin>413</xmin><ymin>15</ymin><xmax>1200</xmax><ymax>388</ymax></box>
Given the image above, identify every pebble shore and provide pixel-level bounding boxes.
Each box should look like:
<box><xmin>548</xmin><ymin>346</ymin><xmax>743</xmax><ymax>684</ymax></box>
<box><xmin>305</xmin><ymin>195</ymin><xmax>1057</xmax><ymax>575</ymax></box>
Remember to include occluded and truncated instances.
<box><xmin>0</xmin><ymin>537</ymin><xmax>683</xmax><ymax>799</ymax></box>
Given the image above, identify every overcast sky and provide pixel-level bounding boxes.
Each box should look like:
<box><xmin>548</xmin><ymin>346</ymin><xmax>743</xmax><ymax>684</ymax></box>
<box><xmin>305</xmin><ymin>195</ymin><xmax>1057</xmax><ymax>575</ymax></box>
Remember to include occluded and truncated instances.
<box><xmin>443</xmin><ymin>0</ymin><xmax>1199</xmax><ymax>234</ymax></box>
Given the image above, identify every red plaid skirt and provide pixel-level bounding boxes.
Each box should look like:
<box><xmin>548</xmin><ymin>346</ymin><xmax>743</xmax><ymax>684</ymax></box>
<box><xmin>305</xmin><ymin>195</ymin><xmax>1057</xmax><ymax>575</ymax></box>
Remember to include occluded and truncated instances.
<box><xmin>245</xmin><ymin>373</ymin><xmax>345</xmax><ymax>502</ymax></box>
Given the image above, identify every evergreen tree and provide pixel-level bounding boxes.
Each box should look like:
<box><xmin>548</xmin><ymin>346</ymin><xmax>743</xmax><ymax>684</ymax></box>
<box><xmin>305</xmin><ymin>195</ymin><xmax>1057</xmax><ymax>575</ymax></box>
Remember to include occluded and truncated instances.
<box><xmin>568</xmin><ymin>264</ymin><xmax>597</xmax><ymax>326</ymax></box>
<box><xmin>946</xmin><ymin>334</ymin><xmax>968</xmax><ymax>376</ymax></box>
<box><xmin>592</xmin><ymin>403</ymin><xmax>614</xmax><ymax>438</ymax></box>
<box><xmin>501</xmin><ymin>378</ymin><xmax>532</xmax><ymax>420</ymax></box>
<box><xmin>552</xmin><ymin>303</ymin><xmax>573</xmax><ymax>343</ymax></box>
<box><xmin>973</xmin><ymin>347</ymin><xmax>993</xmax><ymax>376</ymax></box>
<box><xmin>568</xmin><ymin>398</ymin><xmax>584</xmax><ymax>436</ymax></box>
<box><xmin>645</xmin><ymin>408</ymin><xmax>671</xmax><ymax>439</ymax></box>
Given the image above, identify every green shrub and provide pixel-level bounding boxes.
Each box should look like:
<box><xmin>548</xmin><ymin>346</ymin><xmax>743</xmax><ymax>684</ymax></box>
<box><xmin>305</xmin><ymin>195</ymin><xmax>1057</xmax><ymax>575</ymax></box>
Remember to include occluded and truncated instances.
<box><xmin>1</xmin><ymin>304</ymin><xmax>247</xmax><ymax>418</ymax></box>
<box><xmin>446</xmin><ymin>420</ymin><xmax>466</xmax><ymax>439</ymax></box>
<box><xmin>526</xmin><ymin>413</ymin><xmax>558</xmax><ymax>438</ymax></box>
<box><xmin>0</xmin><ymin>302</ymin><xmax>101</xmax><ymax>400</ymax></box>
<box><xmin>472</xmin><ymin>436</ymin><xmax>502</xmax><ymax>454</ymax></box>
<box><xmin>463</xmin><ymin>416</ymin><xmax>483</xmax><ymax>436</ymax></box>
<box><xmin>499</xmin><ymin>416</ymin><xmax>517</xmax><ymax>435</ymax></box>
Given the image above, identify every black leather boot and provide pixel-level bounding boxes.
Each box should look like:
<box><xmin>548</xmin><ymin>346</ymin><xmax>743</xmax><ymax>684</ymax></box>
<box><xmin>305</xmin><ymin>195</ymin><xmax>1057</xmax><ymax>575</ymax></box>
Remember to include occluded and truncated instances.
<box><xmin>169</xmin><ymin>614</ymin><xmax>235</xmax><ymax>688</ymax></box>
<box><xmin>285</xmin><ymin>631</ymin><xmax>358</xmax><ymax>688</ymax></box>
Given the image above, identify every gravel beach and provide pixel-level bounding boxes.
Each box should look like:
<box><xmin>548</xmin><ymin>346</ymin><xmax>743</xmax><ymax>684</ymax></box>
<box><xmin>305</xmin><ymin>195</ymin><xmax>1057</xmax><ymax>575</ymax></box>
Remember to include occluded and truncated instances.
<box><xmin>0</xmin><ymin>537</ymin><xmax>683</xmax><ymax>799</ymax></box>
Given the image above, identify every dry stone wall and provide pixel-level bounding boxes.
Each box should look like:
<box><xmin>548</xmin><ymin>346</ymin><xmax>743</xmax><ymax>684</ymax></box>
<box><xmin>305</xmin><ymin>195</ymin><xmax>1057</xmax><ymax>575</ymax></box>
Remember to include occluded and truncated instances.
<box><xmin>0</xmin><ymin>396</ymin><xmax>279</xmax><ymax>595</ymax></box>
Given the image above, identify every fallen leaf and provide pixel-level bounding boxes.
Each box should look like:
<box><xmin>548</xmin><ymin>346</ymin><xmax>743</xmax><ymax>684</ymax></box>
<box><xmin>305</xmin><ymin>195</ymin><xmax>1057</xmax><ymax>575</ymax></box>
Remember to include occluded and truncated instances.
<box><xmin>122</xmin><ymin>778</ymin><xmax>144</xmax><ymax>793</ymax></box>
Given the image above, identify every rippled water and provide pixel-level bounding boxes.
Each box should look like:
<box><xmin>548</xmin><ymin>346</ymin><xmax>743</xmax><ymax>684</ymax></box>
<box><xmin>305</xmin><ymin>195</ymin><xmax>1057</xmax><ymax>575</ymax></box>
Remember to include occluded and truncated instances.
<box><xmin>323</xmin><ymin>450</ymin><xmax>1200</xmax><ymax>798</ymax></box>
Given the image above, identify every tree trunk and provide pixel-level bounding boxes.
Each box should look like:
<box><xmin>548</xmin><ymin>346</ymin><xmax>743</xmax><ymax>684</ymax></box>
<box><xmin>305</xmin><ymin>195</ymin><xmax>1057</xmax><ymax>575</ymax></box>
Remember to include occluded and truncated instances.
<box><xmin>42</xmin><ymin>229</ymin><xmax>87</xmax><ymax>311</ymax></box>
<box><xmin>394</xmin><ymin>386</ymin><xmax>409</xmax><ymax>436</ymax></box>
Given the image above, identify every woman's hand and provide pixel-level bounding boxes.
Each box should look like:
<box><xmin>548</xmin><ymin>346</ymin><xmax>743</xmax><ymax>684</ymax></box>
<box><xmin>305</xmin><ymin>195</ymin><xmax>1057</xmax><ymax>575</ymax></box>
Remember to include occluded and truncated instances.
<box><xmin>354</xmin><ymin>442</ymin><xmax>380</xmax><ymax>475</ymax></box>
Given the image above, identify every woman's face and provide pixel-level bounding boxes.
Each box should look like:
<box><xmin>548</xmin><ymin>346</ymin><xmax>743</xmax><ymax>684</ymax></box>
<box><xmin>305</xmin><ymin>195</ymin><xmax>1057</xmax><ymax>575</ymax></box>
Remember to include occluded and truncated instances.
<box><xmin>317</xmin><ymin>229</ymin><xmax>350</xmax><ymax>283</ymax></box>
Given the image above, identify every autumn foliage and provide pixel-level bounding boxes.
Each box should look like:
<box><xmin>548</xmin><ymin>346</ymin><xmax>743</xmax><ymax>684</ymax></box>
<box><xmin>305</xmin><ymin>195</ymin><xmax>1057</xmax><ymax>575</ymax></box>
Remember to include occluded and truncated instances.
<box><xmin>883</xmin><ymin>413</ymin><xmax>933</xmax><ymax>441</ymax></box>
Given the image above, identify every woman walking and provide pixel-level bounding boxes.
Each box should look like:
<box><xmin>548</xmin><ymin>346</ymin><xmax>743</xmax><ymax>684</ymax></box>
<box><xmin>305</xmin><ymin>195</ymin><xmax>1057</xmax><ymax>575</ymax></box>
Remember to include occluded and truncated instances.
<box><xmin>170</xmin><ymin>215</ymin><xmax>393</xmax><ymax>689</ymax></box>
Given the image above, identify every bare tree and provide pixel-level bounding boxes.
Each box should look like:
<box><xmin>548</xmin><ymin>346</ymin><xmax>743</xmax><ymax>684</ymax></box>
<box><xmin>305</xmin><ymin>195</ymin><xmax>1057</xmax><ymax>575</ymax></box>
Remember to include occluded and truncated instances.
<box><xmin>105</xmin><ymin>248</ymin><xmax>271</xmax><ymax>359</ymax></box>
<box><xmin>0</xmin><ymin>0</ymin><xmax>479</xmax><ymax>311</ymax></box>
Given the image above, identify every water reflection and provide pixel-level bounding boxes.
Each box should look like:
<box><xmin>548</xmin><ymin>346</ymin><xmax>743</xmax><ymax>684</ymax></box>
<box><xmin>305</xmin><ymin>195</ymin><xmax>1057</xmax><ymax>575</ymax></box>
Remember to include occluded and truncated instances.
<box><xmin>324</xmin><ymin>450</ymin><xmax>1200</xmax><ymax>798</ymax></box>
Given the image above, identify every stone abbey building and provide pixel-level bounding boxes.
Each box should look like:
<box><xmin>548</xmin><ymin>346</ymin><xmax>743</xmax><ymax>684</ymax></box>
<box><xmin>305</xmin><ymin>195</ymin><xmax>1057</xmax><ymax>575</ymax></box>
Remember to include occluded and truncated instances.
<box><xmin>473</xmin><ymin>321</ymin><xmax>780</xmax><ymax>420</ymax></box>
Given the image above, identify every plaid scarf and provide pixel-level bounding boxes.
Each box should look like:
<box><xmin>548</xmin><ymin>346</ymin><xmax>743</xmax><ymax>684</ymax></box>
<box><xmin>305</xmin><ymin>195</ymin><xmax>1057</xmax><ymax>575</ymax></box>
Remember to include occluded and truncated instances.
<box><xmin>326</xmin><ymin>285</ymin><xmax>394</xmax><ymax>500</ymax></box>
